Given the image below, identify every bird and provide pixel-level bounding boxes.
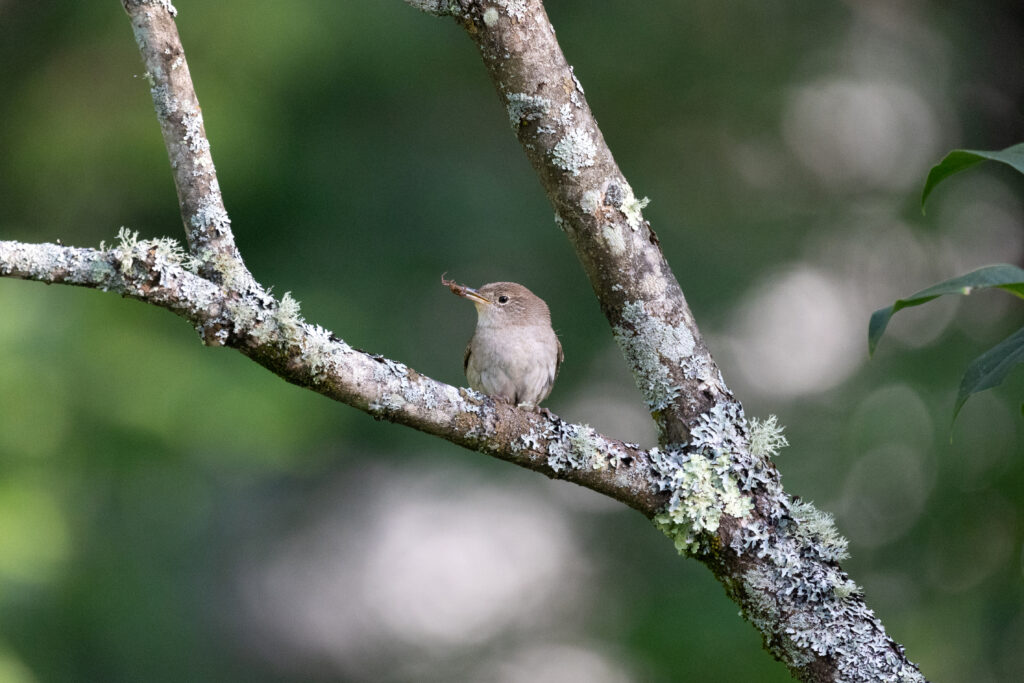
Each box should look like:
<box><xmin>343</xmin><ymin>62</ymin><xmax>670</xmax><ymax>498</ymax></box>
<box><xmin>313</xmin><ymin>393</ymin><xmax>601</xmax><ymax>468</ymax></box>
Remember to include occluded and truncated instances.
<box><xmin>443</xmin><ymin>277</ymin><xmax>562</xmax><ymax>409</ymax></box>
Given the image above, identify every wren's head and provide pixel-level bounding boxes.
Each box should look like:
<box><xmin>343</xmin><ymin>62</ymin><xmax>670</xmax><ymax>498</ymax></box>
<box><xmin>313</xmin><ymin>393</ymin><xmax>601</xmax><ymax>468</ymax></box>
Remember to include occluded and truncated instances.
<box><xmin>458</xmin><ymin>282</ymin><xmax>552</xmax><ymax>329</ymax></box>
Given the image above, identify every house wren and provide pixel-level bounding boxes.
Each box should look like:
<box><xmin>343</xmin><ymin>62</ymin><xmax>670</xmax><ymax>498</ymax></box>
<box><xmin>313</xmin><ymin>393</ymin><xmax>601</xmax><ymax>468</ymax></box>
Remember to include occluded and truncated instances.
<box><xmin>443</xmin><ymin>276</ymin><xmax>562</xmax><ymax>408</ymax></box>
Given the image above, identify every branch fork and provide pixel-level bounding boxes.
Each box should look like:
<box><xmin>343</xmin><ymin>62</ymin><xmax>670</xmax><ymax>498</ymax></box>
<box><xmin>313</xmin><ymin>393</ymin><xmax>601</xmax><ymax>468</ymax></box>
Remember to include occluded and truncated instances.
<box><xmin>0</xmin><ymin>2</ymin><xmax>930</xmax><ymax>681</ymax></box>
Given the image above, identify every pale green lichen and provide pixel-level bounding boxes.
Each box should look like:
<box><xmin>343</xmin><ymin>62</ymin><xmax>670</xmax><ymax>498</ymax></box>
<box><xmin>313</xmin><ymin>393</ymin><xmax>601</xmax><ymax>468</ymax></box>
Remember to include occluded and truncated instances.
<box><xmin>643</xmin><ymin>403</ymin><xmax>925</xmax><ymax>679</ymax></box>
<box><xmin>364</xmin><ymin>357</ymin><xmax>420</xmax><ymax>417</ymax></box>
<box><xmin>572</xmin><ymin>424</ymin><xmax>615</xmax><ymax>471</ymax></box>
<box><xmin>1</xmin><ymin>241</ymin><xmax>106</xmax><ymax>286</ymax></box>
<box><xmin>552</xmin><ymin>126</ymin><xmax>596</xmax><ymax>176</ymax></box>
<box><xmin>384</xmin><ymin>365</ymin><xmax>440</xmax><ymax>414</ymax></box>
<box><xmin>601</xmin><ymin>224</ymin><xmax>626</xmax><ymax>255</ymax></box>
<box><xmin>506</xmin><ymin>93</ymin><xmax>551</xmax><ymax>127</ymax></box>
<box><xmin>621</xmin><ymin>189</ymin><xmax>650</xmax><ymax>231</ymax></box>
<box><xmin>557</xmin><ymin>103</ymin><xmax>573</xmax><ymax>126</ymax></box>
<box><xmin>151</xmin><ymin>236</ymin><xmax>188</xmax><ymax>265</ymax></box>
<box><xmin>483</xmin><ymin>7</ymin><xmax>499</xmax><ymax>26</ymax></box>
<box><xmin>226</xmin><ymin>299</ymin><xmax>261</xmax><ymax>341</ymax></box>
<box><xmin>150</xmin><ymin>83</ymin><xmax>177</xmax><ymax>118</ymax></box>
<box><xmin>833</xmin><ymin>579</ymin><xmax>862</xmax><ymax>599</ymax></box>
<box><xmin>742</xmin><ymin>567</ymin><xmax>781</xmax><ymax>632</ymax></box>
<box><xmin>275</xmin><ymin>291</ymin><xmax>303</xmax><ymax>337</ymax></box>
<box><xmin>546</xmin><ymin>423</ymin><xmax>597</xmax><ymax>472</ymax></box>
<box><xmin>303</xmin><ymin>324</ymin><xmax>339</xmax><ymax>382</ymax></box>
<box><xmin>789</xmin><ymin>499</ymin><xmax>849</xmax><ymax>563</ymax></box>
<box><xmin>580</xmin><ymin>189</ymin><xmax>602</xmax><ymax>215</ymax></box>
<box><xmin>110</xmin><ymin>227</ymin><xmax>141</xmax><ymax>272</ymax></box>
<box><xmin>107</xmin><ymin>228</ymin><xmax>190</xmax><ymax>285</ymax></box>
<box><xmin>190</xmin><ymin>196</ymin><xmax>230</xmax><ymax>238</ymax></box>
<box><xmin>272</xmin><ymin>297</ymin><xmax>356</xmax><ymax>385</ymax></box>
<box><xmin>612</xmin><ymin>300</ymin><xmax>694</xmax><ymax>412</ymax></box>
<box><xmin>225</xmin><ymin>290</ymin><xmax>285</xmax><ymax>346</ymax></box>
<box><xmin>517</xmin><ymin>419</ymin><xmax>626</xmax><ymax>473</ymax></box>
<box><xmin>181</xmin><ymin>107</ymin><xmax>210</xmax><ymax>155</ymax></box>
<box><xmin>748</xmin><ymin>415</ymin><xmax>789</xmax><ymax>458</ymax></box>
<box><xmin>723</xmin><ymin>439</ymin><xmax>918</xmax><ymax>679</ymax></box>
<box><xmin>650</xmin><ymin>403</ymin><xmax>755</xmax><ymax>554</ymax></box>
<box><xmin>653</xmin><ymin>446</ymin><xmax>753</xmax><ymax>554</ymax></box>
<box><xmin>208</xmin><ymin>250</ymin><xmax>249</xmax><ymax>291</ymax></box>
<box><xmin>496</xmin><ymin>0</ymin><xmax>527</xmax><ymax>21</ymax></box>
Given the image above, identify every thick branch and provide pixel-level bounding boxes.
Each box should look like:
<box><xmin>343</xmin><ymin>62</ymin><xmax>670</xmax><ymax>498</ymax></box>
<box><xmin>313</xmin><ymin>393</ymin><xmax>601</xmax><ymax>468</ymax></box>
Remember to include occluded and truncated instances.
<box><xmin>121</xmin><ymin>0</ymin><xmax>254</xmax><ymax>293</ymax></box>
<box><xmin>0</xmin><ymin>3</ymin><xmax>928</xmax><ymax>681</ymax></box>
<box><xmin>0</xmin><ymin>231</ymin><xmax>924</xmax><ymax>681</ymax></box>
<box><xmin>404</xmin><ymin>1</ymin><xmax>928</xmax><ymax>681</ymax></box>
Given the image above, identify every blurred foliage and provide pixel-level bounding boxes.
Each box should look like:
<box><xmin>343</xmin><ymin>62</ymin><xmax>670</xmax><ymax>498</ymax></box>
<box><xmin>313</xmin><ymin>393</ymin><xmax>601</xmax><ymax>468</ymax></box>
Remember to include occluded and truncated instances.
<box><xmin>923</xmin><ymin>142</ymin><xmax>1024</xmax><ymax>209</ymax></box>
<box><xmin>1</xmin><ymin>0</ymin><xmax>1024</xmax><ymax>681</ymax></box>
<box><xmin>869</xmin><ymin>264</ymin><xmax>1024</xmax><ymax>421</ymax></box>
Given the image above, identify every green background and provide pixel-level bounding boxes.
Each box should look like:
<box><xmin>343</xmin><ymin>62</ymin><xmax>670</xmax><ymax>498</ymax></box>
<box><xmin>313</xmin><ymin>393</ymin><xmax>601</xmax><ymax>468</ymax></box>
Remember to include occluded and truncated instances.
<box><xmin>2</xmin><ymin>1</ymin><xmax>1023</xmax><ymax>681</ymax></box>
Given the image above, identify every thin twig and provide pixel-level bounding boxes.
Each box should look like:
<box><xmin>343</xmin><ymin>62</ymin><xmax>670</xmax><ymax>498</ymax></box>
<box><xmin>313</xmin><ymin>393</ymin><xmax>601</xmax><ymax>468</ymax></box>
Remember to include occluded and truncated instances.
<box><xmin>121</xmin><ymin>0</ymin><xmax>255</xmax><ymax>293</ymax></box>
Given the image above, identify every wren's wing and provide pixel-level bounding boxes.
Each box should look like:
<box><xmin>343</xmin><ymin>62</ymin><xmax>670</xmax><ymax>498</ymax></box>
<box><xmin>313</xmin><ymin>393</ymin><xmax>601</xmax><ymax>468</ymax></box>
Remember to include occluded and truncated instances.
<box><xmin>555</xmin><ymin>336</ymin><xmax>563</xmax><ymax>377</ymax></box>
<box><xmin>463</xmin><ymin>342</ymin><xmax>472</xmax><ymax>374</ymax></box>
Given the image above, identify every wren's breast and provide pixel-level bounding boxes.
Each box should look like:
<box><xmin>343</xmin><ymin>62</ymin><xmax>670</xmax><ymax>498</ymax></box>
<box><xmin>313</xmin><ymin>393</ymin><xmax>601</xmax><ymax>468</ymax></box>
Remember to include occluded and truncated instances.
<box><xmin>466</xmin><ymin>323</ymin><xmax>559</xmax><ymax>406</ymax></box>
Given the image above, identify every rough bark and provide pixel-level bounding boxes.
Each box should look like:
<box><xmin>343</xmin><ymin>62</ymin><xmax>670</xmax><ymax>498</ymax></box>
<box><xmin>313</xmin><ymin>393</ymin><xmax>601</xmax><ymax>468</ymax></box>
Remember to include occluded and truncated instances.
<box><xmin>0</xmin><ymin>236</ymin><xmax>664</xmax><ymax>515</ymax></box>
<box><xmin>405</xmin><ymin>1</ymin><xmax>928</xmax><ymax>681</ymax></box>
<box><xmin>0</xmin><ymin>2</ymin><xmax>929</xmax><ymax>681</ymax></box>
<box><xmin>122</xmin><ymin>0</ymin><xmax>255</xmax><ymax>293</ymax></box>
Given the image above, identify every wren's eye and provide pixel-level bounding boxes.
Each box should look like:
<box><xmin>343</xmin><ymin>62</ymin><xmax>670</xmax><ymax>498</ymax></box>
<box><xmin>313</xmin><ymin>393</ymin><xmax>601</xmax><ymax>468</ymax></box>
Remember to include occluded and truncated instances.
<box><xmin>497</xmin><ymin>295</ymin><xmax>509</xmax><ymax>304</ymax></box>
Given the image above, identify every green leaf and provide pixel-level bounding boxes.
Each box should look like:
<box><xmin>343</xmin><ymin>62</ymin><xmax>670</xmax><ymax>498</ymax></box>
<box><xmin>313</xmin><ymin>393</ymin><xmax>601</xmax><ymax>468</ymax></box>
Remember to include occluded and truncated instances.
<box><xmin>954</xmin><ymin>325</ymin><xmax>1024</xmax><ymax>420</ymax></box>
<box><xmin>922</xmin><ymin>142</ymin><xmax>1024</xmax><ymax>211</ymax></box>
<box><xmin>868</xmin><ymin>264</ymin><xmax>1024</xmax><ymax>356</ymax></box>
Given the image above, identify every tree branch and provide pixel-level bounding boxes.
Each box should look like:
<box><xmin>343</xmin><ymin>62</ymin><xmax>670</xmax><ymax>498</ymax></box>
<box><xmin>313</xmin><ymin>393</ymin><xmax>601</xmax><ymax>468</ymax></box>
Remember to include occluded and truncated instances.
<box><xmin>0</xmin><ymin>236</ymin><xmax>664</xmax><ymax>515</ymax></box>
<box><xmin>0</xmin><ymin>2</ymin><xmax>929</xmax><ymax>681</ymax></box>
<box><xmin>404</xmin><ymin>1</ymin><xmax>928</xmax><ymax>681</ymax></box>
<box><xmin>417</xmin><ymin>0</ymin><xmax>728</xmax><ymax>447</ymax></box>
<box><xmin>0</xmin><ymin>236</ymin><xmax>220</xmax><ymax>327</ymax></box>
<box><xmin>121</xmin><ymin>0</ymin><xmax>255</xmax><ymax>293</ymax></box>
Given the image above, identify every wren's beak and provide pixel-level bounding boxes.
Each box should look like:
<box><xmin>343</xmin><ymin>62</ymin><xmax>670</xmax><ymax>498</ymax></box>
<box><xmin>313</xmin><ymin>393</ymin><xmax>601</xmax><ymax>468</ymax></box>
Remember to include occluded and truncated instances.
<box><xmin>459</xmin><ymin>287</ymin><xmax>491</xmax><ymax>306</ymax></box>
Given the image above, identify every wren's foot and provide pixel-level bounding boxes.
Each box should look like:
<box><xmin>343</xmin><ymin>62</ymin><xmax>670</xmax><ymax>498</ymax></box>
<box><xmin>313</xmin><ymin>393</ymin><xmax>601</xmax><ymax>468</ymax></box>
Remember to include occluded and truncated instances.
<box><xmin>512</xmin><ymin>401</ymin><xmax>557</xmax><ymax>421</ymax></box>
<box><xmin>535</xmin><ymin>406</ymin><xmax>558</xmax><ymax>420</ymax></box>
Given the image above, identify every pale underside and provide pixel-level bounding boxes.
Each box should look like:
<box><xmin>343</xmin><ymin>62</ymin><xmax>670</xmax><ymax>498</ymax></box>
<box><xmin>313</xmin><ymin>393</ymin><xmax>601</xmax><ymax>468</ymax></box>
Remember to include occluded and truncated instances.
<box><xmin>464</xmin><ymin>323</ymin><xmax>563</xmax><ymax>407</ymax></box>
